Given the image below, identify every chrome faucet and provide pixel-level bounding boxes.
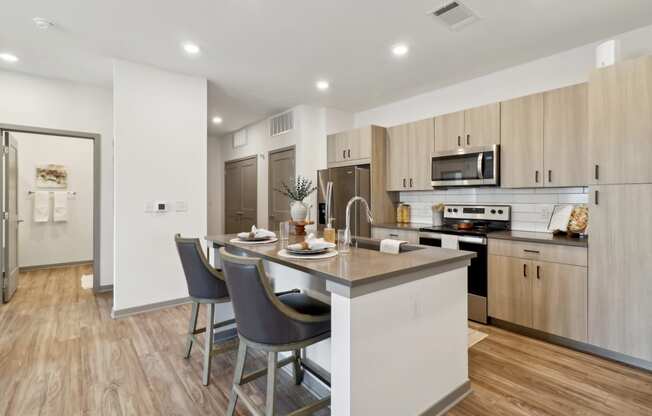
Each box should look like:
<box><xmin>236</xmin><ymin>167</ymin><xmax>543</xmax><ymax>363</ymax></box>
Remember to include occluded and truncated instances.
<box><xmin>343</xmin><ymin>196</ymin><xmax>373</xmax><ymax>247</ymax></box>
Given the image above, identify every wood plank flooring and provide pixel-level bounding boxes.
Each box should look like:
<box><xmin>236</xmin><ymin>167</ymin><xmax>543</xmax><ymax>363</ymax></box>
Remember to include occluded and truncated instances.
<box><xmin>0</xmin><ymin>266</ymin><xmax>650</xmax><ymax>415</ymax></box>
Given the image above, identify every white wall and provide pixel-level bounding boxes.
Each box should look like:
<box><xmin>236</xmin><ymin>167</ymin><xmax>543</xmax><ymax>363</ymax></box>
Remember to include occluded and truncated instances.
<box><xmin>16</xmin><ymin>133</ymin><xmax>93</xmax><ymax>267</ymax></box>
<box><xmin>0</xmin><ymin>70</ymin><xmax>113</xmax><ymax>285</ymax></box>
<box><xmin>355</xmin><ymin>23</ymin><xmax>652</xmax><ymax>127</ymax></box>
<box><xmin>113</xmin><ymin>60</ymin><xmax>207</xmax><ymax>312</ymax></box>
<box><xmin>214</xmin><ymin>106</ymin><xmax>353</xmax><ymax>234</ymax></box>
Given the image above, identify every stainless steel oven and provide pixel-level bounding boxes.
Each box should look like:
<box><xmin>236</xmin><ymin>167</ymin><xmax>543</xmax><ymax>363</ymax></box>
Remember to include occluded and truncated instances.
<box><xmin>431</xmin><ymin>144</ymin><xmax>499</xmax><ymax>187</ymax></box>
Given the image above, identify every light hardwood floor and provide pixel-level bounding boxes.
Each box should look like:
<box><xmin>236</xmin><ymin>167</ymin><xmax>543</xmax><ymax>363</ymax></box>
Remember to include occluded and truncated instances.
<box><xmin>1</xmin><ymin>266</ymin><xmax>650</xmax><ymax>415</ymax></box>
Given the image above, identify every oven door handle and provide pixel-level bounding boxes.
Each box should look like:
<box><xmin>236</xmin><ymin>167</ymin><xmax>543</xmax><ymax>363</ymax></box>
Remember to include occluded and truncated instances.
<box><xmin>459</xmin><ymin>236</ymin><xmax>487</xmax><ymax>245</ymax></box>
<box><xmin>477</xmin><ymin>153</ymin><xmax>484</xmax><ymax>180</ymax></box>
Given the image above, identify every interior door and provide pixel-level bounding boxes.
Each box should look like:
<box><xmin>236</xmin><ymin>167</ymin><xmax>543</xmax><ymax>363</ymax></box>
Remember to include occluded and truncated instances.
<box><xmin>224</xmin><ymin>161</ymin><xmax>242</xmax><ymax>234</ymax></box>
<box><xmin>2</xmin><ymin>131</ymin><xmax>19</xmax><ymax>303</ymax></box>
<box><xmin>239</xmin><ymin>157</ymin><xmax>258</xmax><ymax>231</ymax></box>
<box><xmin>268</xmin><ymin>147</ymin><xmax>295</xmax><ymax>230</ymax></box>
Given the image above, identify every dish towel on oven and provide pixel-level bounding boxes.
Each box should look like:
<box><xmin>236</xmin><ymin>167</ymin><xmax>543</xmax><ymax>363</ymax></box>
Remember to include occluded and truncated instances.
<box><xmin>33</xmin><ymin>191</ymin><xmax>49</xmax><ymax>223</ymax></box>
<box><xmin>441</xmin><ymin>234</ymin><xmax>459</xmax><ymax>250</ymax></box>
<box><xmin>53</xmin><ymin>192</ymin><xmax>68</xmax><ymax>222</ymax></box>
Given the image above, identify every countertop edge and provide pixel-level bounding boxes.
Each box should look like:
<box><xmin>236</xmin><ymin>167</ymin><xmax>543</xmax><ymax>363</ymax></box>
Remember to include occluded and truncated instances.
<box><xmin>488</xmin><ymin>232</ymin><xmax>588</xmax><ymax>248</ymax></box>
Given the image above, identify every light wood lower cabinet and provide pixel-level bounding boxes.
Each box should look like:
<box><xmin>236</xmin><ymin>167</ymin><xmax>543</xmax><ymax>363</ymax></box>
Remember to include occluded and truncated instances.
<box><xmin>371</xmin><ymin>227</ymin><xmax>419</xmax><ymax>244</ymax></box>
<box><xmin>489</xmin><ymin>249</ymin><xmax>588</xmax><ymax>343</ymax></box>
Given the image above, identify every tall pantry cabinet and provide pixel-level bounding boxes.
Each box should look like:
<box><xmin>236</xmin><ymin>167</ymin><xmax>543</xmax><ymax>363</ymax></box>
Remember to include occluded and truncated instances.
<box><xmin>587</xmin><ymin>55</ymin><xmax>652</xmax><ymax>362</ymax></box>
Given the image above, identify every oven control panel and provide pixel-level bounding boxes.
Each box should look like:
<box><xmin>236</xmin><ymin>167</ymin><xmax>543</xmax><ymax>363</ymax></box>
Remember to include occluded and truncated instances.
<box><xmin>443</xmin><ymin>205</ymin><xmax>511</xmax><ymax>222</ymax></box>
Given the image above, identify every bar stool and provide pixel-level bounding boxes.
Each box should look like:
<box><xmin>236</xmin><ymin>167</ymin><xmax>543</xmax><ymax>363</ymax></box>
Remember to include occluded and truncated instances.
<box><xmin>219</xmin><ymin>247</ymin><xmax>331</xmax><ymax>416</ymax></box>
<box><xmin>175</xmin><ymin>234</ymin><xmax>238</xmax><ymax>386</ymax></box>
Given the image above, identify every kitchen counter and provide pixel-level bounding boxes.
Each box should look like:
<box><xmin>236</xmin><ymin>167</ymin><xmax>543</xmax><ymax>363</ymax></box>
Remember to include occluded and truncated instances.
<box><xmin>489</xmin><ymin>230</ymin><xmax>588</xmax><ymax>247</ymax></box>
<box><xmin>206</xmin><ymin>233</ymin><xmax>474</xmax><ymax>415</ymax></box>
<box><xmin>371</xmin><ymin>222</ymin><xmax>431</xmax><ymax>231</ymax></box>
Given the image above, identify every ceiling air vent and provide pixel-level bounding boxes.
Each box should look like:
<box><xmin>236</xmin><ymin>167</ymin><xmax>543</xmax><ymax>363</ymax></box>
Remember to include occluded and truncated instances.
<box><xmin>270</xmin><ymin>111</ymin><xmax>294</xmax><ymax>137</ymax></box>
<box><xmin>429</xmin><ymin>1</ymin><xmax>479</xmax><ymax>31</ymax></box>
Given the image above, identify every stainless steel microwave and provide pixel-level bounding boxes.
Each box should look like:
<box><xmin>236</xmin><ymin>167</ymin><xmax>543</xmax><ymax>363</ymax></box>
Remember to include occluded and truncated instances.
<box><xmin>431</xmin><ymin>145</ymin><xmax>499</xmax><ymax>187</ymax></box>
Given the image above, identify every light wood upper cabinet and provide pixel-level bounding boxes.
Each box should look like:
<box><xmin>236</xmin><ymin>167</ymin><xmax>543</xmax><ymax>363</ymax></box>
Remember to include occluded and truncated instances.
<box><xmin>588</xmin><ymin>184</ymin><xmax>652</xmax><ymax>361</ymax></box>
<box><xmin>464</xmin><ymin>103</ymin><xmax>501</xmax><ymax>148</ymax></box>
<box><xmin>386</xmin><ymin>118</ymin><xmax>434</xmax><ymax>191</ymax></box>
<box><xmin>532</xmin><ymin>261</ymin><xmax>587</xmax><ymax>342</ymax></box>
<box><xmin>488</xmin><ymin>255</ymin><xmax>533</xmax><ymax>328</ymax></box>
<box><xmin>327</xmin><ymin>127</ymin><xmax>372</xmax><ymax>166</ymax></box>
<box><xmin>589</xmin><ymin>56</ymin><xmax>652</xmax><ymax>185</ymax></box>
<box><xmin>434</xmin><ymin>110</ymin><xmax>464</xmax><ymax>152</ymax></box>
<box><xmin>543</xmin><ymin>83</ymin><xmax>589</xmax><ymax>187</ymax></box>
<box><xmin>500</xmin><ymin>93</ymin><xmax>544</xmax><ymax>188</ymax></box>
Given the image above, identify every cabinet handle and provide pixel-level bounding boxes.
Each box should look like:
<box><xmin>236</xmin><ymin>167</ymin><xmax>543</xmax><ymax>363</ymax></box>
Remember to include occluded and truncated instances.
<box><xmin>389</xmin><ymin>233</ymin><xmax>399</xmax><ymax>238</ymax></box>
<box><xmin>457</xmin><ymin>136</ymin><xmax>461</xmax><ymax>147</ymax></box>
<box><xmin>409</xmin><ymin>178</ymin><xmax>413</xmax><ymax>188</ymax></box>
<box><xmin>594</xmin><ymin>164</ymin><xmax>599</xmax><ymax>180</ymax></box>
<box><xmin>523</xmin><ymin>264</ymin><xmax>527</xmax><ymax>278</ymax></box>
<box><xmin>342</xmin><ymin>150</ymin><xmax>346</xmax><ymax>159</ymax></box>
<box><xmin>466</xmin><ymin>134</ymin><xmax>470</xmax><ymax>146</ymax></box>
<box><xmin>536</xmin><ymin>265</ymin><xmax>541</xmax><ymax>280</ymax></box>
<box><xmin>403</xmin><ymin>178</ymin><xmax>406</xmax><ymax>188</ymax></box>
<box><xmin>548</xmin><ymin>170</ymin><xmax>552</xmax><ymax>183</ymax></box>
<box><xmin>348</xmin><ymin>149</ymin><xmax>351</xmax><ymax>158</ymax></box>
<box><xmin>523</xmin><ymin>249</ymin><xmax>540</xmax><ymax>254</ymax></box>
<box><xmin>535</xmin><ymin>170</ymin><xmax>539</xmax><ymax>183</ymax></box>
<box><xmin>594</xmin><ymin>190</ymin><xmax>599</xmax><ymax>206</ymax></box>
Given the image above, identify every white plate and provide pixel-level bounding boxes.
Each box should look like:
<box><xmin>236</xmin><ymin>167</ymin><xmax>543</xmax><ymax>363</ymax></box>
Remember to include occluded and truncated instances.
<box><xmin>229</xmin><ymin>238</ymin><xmax>278</xmax><ymax>245</ymax></box>
<box><xmin>278</xmin><ymin>249</ymin><xmax>338</xmax><ymax>260</ymax></box>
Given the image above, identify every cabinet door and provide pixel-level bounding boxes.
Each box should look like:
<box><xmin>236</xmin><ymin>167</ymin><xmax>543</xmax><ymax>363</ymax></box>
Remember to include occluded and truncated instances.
<box><xmin>532</xmin><ymin>261</ymin><xmax>588</xmax><ymax>342</ymax></box>
<box><xmin>434</xmin><ymin>111</ymin><xmax>465</xmax><ymax>152</ymax></box>
<box><xmin>327</xmin><ymin>134</ymin><xmax>338</xmax><ymax>164</ymax></box>
<box><xmin>588</xmin><ymin>184</ymin><xmax>652</xmax><ymax>361</ymax></box>
<box><xmin>488</xmin><ymin>255</ymin><xmax>533</xmax><ymax>327</ymax></box>
<box><xmin>589</xmin><ymin>56</ymin><xmax>652</xmax><ymax>185</ymax></box>
<box><xmin>464</xmin><ymin>103</ymin><xmax>500</xmax><ymax>147</ymax></box>
<box><xmin>544</xmin><ymin>84</ymin><xmax>589</xmax><ymax>187</ymax></box>
<box><xmin>349</xmin><ymin>127</ymin><xmax>372</xmax><ymax>161</ymax></box>
<box><xmin>500</xmin><ymin>93</ymin><xmax>544</xmax><ymax>188</ymax></box>
<box><xmin>386</xmin><ymin>124</ymin><xmax>409</xmax><ymax>191</ymax></box>
<box><xmin>407</xmin><ymin>118</ymin><xmax>435</xmax><ymax>190</ymax></box>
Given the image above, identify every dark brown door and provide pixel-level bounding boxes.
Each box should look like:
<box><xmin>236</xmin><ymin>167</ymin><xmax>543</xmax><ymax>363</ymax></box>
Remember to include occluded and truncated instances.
<box><xmin>224</xmin><ymin>156</ymin><xmax>258</xmax><ymax>234</ymax></box>
<box><xmin>268</xmin><ymin>147</ymin><xmax>295</xmax><ymax>230</ymax></box>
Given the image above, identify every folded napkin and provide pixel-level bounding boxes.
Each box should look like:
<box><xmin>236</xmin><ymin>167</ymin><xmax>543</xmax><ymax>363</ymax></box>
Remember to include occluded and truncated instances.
<box><xmin>238</xmin><ymin>225</ymin><xmax>277</xmax><ymax>240</ymax></box>
<box><xmin>380</xmin><ymin>239</ymin><xmax>407</xmax><ymax>255</ymax></box>
<box><xmin>288</xmin><ymin>233</ymin><xmax>336</xmax><ymax>251</ymax></box>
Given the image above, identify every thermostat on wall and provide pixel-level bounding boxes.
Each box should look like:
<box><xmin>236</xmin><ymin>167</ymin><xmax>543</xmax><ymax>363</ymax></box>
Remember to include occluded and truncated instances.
<box><xmin>154</xmin><ymin>201</ymin><xmax>168</xmax><ymax>213</ymax></box>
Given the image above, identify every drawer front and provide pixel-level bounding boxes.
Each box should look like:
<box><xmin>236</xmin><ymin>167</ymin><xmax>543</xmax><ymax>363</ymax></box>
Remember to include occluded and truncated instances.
<box><xmin>371</xmin><ymin>227</ymin><xmax>419</xmax><ymax>244</ymax></box>
<box><xmin>488</xmin><ymin>239</ymin><xmax>587</xmax><ymax>267</ymax></box>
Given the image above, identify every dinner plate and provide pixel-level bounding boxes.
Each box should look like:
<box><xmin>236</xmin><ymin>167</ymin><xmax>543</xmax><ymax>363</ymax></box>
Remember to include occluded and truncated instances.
<box><xmin>285</xmin><ymin>247</ymin><xmax>329</xmax><ymax>255</ymax></box>
<box><xmin>237</xmin><ymin>235</ymin><xmax>275</xmax><ymax>242</ymax></box>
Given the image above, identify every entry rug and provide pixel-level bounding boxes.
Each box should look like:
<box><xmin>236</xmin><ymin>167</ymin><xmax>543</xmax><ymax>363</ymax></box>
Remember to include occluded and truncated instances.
<box><xmin>81</xmin><ymin>274</ymin><xmax>93</xmax><ymax>290</ymax></box>
<box><xmin>468</xmin><ymin>328</ymin><xmax>488</xmax><ymax>348</ymax></box>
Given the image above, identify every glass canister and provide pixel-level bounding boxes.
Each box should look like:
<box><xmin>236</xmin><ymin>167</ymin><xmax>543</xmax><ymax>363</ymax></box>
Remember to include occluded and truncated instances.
<box><xmin>401</xmin><ymin>203</ymin><xmax>411</xmax><ymax>224</ymax></box>
<box><xmin>396</xmin><ymin>203</ymin><xmax>404</xmax><ymax>223</ymax></box>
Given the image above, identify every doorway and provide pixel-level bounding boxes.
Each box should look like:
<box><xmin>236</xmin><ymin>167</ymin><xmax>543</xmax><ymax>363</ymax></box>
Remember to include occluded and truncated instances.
<box><xmin>224</xmin><ymin>155</ymin><xmax>258</xmax><ymax>234</ymax></box>
<box><xmin>268</xmin><ymin>146</ymin><xmax>296</xmax><ymax>231</ymax></box>
<box><xmin>0</xmin><ymin>124</ymin><xmax>100</xmax><ymax>302</ymax></box>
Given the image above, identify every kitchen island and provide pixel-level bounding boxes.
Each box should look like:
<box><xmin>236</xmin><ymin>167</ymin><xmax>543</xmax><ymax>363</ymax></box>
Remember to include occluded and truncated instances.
<box><xmin>207</xmin><ymin>234</ymin><xmax>476</xmax><ymax>416</ymax></box>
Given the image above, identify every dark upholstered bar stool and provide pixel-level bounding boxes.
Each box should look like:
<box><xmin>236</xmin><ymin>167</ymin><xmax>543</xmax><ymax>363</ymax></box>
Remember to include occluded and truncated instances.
<box><xmin>175</xmin><ymin>234</ymin><xmax>238</xmax><ymax>386</ymax></box>
<box><xmin>219</xmin><ymin>247</ymin><xmax>331</xmax><ymax>416</ymax></box>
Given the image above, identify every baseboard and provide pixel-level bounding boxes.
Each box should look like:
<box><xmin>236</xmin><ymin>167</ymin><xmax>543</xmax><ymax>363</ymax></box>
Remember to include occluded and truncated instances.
<box><xmin>279</xmin><ymin>357</ymin><xmax>331</xmax><ymax>399</ymax></box>
<box><xmin>420</xmin><ymin>380</ymin><xmax>472</xmax><ymax>416</ymax></box>
<box><xmin>490</xmin><ymin>318</ymin><xmax>652</xmax><ymax>372</ymax></box>
<box><xmin>19</xmin><ymin>260</ymin><xmax>93</xmax><ymax>272</ymax></box>
<box><xmin>95</xmin><ymin>284</ymin><xmax>113</xmax><ymax>293</ymax></box>
<box><xmin>112</xmin><ymin>296</ymin><xmax>191</xmax><ymax>319</ymax></box>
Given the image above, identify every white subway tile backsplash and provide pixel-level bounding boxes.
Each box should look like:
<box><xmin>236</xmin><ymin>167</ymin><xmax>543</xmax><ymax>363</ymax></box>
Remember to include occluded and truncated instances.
<box><xmin>399</xmin><ymin>187</ymin><xmax>585</xmax><ymax>232</ymax></box>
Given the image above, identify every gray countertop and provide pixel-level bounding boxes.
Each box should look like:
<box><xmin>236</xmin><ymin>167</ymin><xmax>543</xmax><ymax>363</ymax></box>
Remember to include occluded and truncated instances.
<box><xmin>206</xmin><ymin>234</ymin><xmax>475</xmax><ymax>288</ymax></box>
<box><xmin>372</xmin><ymin>222</ymin><xmax>432</xmax><ymax>231</ymax></box>
<box><xmin>489</xmin><ymin>230</ymin><xmax>588</xmax><ymax>247</ymax></box>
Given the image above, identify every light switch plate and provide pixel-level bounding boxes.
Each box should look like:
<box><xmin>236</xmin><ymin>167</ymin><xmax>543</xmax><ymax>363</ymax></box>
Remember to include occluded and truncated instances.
<box><xmin>175</xmin><ymin>201</ymin><xmax>188</xmax><ymax>212</ymax></box>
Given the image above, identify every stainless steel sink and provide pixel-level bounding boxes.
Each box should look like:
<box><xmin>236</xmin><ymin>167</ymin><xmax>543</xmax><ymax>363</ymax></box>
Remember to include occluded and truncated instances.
<box><xmin>351</xmin><ymin>237</ymin><xmax>424</xmax><ymax>253</ymax></box>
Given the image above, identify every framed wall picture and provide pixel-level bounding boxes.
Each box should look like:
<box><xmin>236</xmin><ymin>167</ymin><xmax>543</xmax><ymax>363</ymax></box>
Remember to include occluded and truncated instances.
<box><xmin>36</xmin><ymin>164</ymin><xmax>68</xmax><ymax>188</ymax></box>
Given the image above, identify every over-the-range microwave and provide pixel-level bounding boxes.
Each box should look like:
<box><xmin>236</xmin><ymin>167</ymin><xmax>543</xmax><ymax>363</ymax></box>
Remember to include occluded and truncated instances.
<box><xmin>431</xmin><ymin>144</ymin><xmax>499</xmax><ymax>187</ymax></box>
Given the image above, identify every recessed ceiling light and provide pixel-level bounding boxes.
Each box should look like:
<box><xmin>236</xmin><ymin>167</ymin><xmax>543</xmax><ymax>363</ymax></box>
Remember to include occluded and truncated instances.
<box><xmin>0</xmin><ymin>53</ymin><xmax>19</xmax><ymax>63</ymax></box>
<box><xmin>32</xmin><ymin>17</ymin><xmax>54</xmax><ymax>30</ymax></box>
<box><xmin>392</xmin><ymin>43</ymin><xmax>409</xmax><ymax>57</ymax></box>
<box><xmin>212</xmin><ymin>116</ymin><xmax>223</xmax><ymax>124</ymax></box>
<box><xmin>182</xmin><ymin>42</ymin><xmax>200</xmax><ymax>55</ymax></box>
<box><xmin>316</xmin><ymin>80</ymin><xmax>330</xmax><ymax>91</ymax></box>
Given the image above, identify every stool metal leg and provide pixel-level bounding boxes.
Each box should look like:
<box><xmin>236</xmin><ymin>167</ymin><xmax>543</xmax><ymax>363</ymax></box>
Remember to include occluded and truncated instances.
<box><xmin>202</xmin><ymin>303</ymin><xmax>216</xmax><ymax>386</ymax></box>
<box><xmin>226</xmin><ymin>342</ymin><xmax>247</xmax><ymax>416</ymax></box>
<box><xmin>184</xmin><ymin>302</ymin><xmax>199</xmax><ymax>359</ymax></box>
<box><xmin>292</xmin><ymin>349</ymin><xmax>303</xmax><ymax>385</ymax></box>
<box><xmin>266</xmin><ymin>351</ymin><xmax>278</xmax><ymax>416</ymax></box>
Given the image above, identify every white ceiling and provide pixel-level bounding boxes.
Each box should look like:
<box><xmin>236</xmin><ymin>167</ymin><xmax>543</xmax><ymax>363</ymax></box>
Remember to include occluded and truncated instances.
<box><xmin>2</xmin><ymin>1</ymin><xmax>652</xmax><ymax>136</ymax></box>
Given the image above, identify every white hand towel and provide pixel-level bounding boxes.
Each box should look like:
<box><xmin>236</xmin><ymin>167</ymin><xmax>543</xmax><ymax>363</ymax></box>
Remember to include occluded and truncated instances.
<box><xmin>33</xmin><ymin>191</ymin><xmax>49</xmax><ymax>223</ymax></box>
<box><xmin>441</xmin><ymin>234</ymin><xmax>459</xmax><ymax>250</ymax></box>
<box><xmin>380</xmin><ymin>239</ymin><xmax>407</xmax><ymax>254</ymax></box>
<box><xmin>53</xmin><ymin>192</ymin><xmax>68</xmax><ymax>222</ymax></box>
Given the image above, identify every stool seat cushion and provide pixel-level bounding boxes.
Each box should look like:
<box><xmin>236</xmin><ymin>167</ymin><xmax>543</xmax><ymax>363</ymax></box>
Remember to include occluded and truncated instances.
<box><xmin>278</xmin><ymin>293</ymin><xmax>331</xmax><ymax>316</ymax></box>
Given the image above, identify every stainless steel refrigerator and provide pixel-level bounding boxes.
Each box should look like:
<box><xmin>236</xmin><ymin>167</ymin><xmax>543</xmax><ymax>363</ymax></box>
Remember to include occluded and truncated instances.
<box><xmin>317</xmin><ymin>165</ymin><xmax>371</xmax><ymax>238</ymax></box>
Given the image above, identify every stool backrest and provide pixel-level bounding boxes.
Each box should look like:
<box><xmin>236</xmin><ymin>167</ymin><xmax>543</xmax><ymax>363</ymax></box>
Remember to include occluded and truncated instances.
<box><xmin>175</xmin><ymin>235</ymin><xmax>229</xmax><ymax>301</ymax></box>
<box><xmin>219</xmin><ymin>247</ymin><xmax>318</xmax><ymax>345</ymax></box>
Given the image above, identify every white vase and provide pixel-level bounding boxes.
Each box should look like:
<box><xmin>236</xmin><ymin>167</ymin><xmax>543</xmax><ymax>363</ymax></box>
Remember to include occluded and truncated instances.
<box><xmin>290</xmin><ymin>201</ymin><xmax>308</xmax><ymax>222</ymax></box>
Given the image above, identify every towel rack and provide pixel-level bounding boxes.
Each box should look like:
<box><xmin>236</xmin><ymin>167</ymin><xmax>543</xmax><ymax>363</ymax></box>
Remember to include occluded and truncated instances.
<box><xmin>27</xmin><ymin>190</ymin><xmax>77</xmax><ymax>196</ymax></box>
